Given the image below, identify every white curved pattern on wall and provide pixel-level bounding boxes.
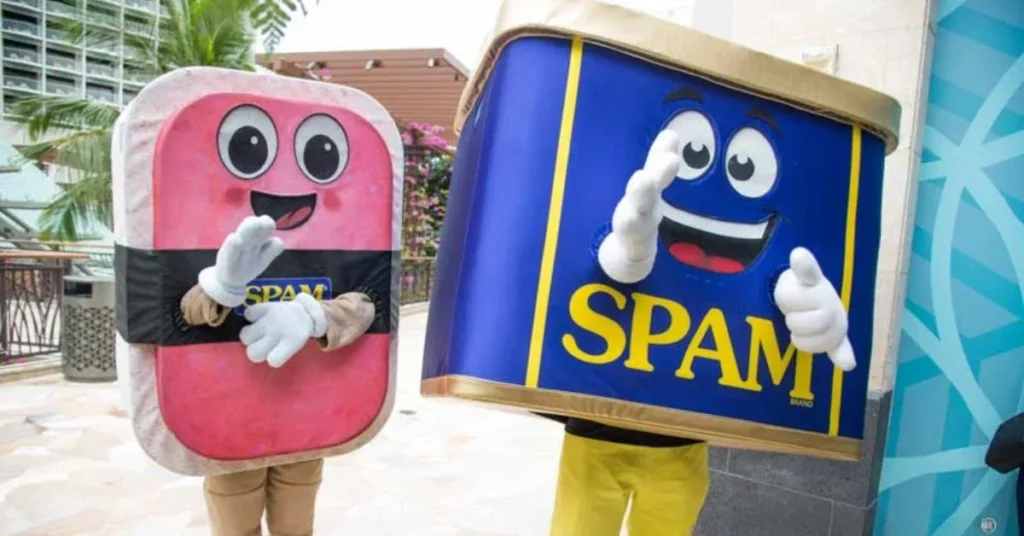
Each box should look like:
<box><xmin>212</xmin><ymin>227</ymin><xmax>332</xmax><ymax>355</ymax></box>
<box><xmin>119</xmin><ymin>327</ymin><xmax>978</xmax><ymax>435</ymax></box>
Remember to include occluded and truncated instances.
<box><xmin>876</xmin><ymin>0</ymin><xmax>1024</xmax><ymax>534</ymax></box>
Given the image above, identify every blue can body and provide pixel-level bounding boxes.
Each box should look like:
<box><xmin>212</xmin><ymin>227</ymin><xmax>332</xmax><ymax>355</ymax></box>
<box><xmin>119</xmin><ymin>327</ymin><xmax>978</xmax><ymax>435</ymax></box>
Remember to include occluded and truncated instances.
<box><xmin>423</xmin><ymin>35</ymin><xmax>886</xmax><ymax>457</ymax></box>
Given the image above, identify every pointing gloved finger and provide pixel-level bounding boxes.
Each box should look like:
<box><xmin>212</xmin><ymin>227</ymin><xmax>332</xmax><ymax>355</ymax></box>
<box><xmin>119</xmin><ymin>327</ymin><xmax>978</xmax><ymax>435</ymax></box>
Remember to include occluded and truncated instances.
<box><xmin>624</xmin><ymin>169</ymin><xmax>648</xmax><ymax>199</ymax></box>
<box><xmin>239</xmin><ymin>324</ymin><xmax>265</xmax><ymax>346</ymax></box>
<box><xmin>256</xmin><ymin>237</ymin><xmax>285</xmax><ymax>268</ymax></box>
<box><xmin>251</xmin><ymin>215</ymin><xmax>277</xmax><ymax>242</ymax></box>
<box><xmin>790</xmin><ymin>247</ymin><xmax>824</xmax><ymax>287</ymax></box>
<box><xmin>215</xmin><ymin>233</ymin><xmax>244</xmax><ymax>271</ymax></box>
<box><xmin>624</xmin><ymin>171</ymin><xmax>661</xmax><ymax>211</ymax></box>
<box><xmin>234</xmin><ymin>216</ymin><xmax>263</xmax><ymax>243</ymax></box>
<box><xmin>245</xmin><ymin>333</ymin><xmax>280</xmax><ymax>363</ymax></box>
<box><xmin>266</xmin><ymin>336</ymin><xmax>307</xmax><ymax>368</ymax></box>
<box><xmin>645</xmin><ymin>130</ymin><xmax>681</xmax><ymax>170</ymax></box>
<box><xmin>647</xmin><ymin>151</ymin><xmax>682</xmax><ymax>191</ymax></box>
<box><xmin>244</xmin><ymin>303</ymin><xmax>272</xmax><ymax>322</ymax></box>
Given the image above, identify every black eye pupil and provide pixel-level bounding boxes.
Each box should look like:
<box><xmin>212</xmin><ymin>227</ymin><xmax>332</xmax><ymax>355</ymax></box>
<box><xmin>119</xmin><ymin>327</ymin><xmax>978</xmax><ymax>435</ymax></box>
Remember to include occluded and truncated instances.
<box><xmin>228</xmin><ymin>126</ymin><xmax>268</xmax><ymax>175</ymax></box>
<box><xmin>728</xmin><ymin>154</ymin><xmax>755</xmax><ymax>181</ymax></box>
<box><xmin>682</xmin><ymin>142</ymin><xmax>710</xmax><ymax>169</ymax></box>
<box><xmin>303</xmin><ymin>134</ymin><xmax>340</xmax><ymax>181</ymax></box>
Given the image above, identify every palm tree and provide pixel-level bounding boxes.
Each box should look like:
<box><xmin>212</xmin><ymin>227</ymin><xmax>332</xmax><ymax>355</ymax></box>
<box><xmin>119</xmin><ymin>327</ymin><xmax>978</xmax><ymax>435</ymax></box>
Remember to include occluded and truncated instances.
<box><xmin>254</xmin><ymin>0</ymin><xmax>319</xmax><ymax>54</ymax></box>
<box><xmin>8</xmin><ymin>0</ymin><xmax>303</xmax><ymax>240</ymax></box>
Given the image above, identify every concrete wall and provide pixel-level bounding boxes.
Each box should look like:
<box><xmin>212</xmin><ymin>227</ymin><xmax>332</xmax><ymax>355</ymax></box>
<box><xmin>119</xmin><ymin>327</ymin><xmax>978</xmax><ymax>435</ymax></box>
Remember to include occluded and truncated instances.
<box><xmin>690</xmin><ymin>0</ymin><xmax>935</xmax><ymax>391</ymax></box>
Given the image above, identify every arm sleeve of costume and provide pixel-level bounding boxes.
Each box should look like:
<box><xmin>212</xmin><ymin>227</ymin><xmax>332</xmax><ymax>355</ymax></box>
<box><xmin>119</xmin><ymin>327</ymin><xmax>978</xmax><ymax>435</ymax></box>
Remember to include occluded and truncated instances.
<box><xmin>179</xmin><ymin>284</ymin><xmax>231</xmax><ymax>327</ymax></box>
<box><xmin>317</xmin><ymin>292</ymin><xmax>375</xmax><ymax>351</ymax></box>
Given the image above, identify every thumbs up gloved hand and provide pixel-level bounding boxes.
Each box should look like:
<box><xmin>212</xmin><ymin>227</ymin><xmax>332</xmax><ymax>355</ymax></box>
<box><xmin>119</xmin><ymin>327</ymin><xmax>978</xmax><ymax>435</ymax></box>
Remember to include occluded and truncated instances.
<box><xmin>597</xmin><ymin>130</ymin><xmax>682</xmax><ymax>284</ymax></box>
<box><xmin>199</xmin><ymin>215</ymin><xmax>284</xmax><ymax>308</ymax></box>
<box><xmin>773</xmin><ymin>247</ymin><xmax>856</xmax><ymax>372</ymax></box>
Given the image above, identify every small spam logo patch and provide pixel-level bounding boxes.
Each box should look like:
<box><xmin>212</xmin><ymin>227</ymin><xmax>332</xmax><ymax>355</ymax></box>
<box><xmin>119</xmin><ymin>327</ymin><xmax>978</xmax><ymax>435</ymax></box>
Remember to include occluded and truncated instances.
<box><xmin>232</xmin><ymin>277</ymin><xmax>332</xmax><ymax>316</ymax></box>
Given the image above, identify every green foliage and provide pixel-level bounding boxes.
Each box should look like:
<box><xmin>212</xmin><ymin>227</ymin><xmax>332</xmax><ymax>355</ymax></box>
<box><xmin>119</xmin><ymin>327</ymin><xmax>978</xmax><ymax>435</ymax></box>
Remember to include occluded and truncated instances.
<box><xmin>253</xmin><ymin>0</ymin><xmax>317</xmax><ymax>54</ymax></box>
<box><xmin>7</xmin><ymin>0</ymin><xmax>307</xmax><ymax>240</ymax></box>
<box><xmin>402</xmin><ymin>123</ymin><xmax>453</xmax><ymax>258</ymax></box>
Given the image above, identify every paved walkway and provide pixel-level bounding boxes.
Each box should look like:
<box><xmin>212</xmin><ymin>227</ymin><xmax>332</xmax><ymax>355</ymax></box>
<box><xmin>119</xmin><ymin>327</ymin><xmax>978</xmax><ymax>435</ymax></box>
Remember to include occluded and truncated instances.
<box><xmin>0</xmin><ymin>313</ymin><xmax>566</xmax><ymax>536</ymax></box>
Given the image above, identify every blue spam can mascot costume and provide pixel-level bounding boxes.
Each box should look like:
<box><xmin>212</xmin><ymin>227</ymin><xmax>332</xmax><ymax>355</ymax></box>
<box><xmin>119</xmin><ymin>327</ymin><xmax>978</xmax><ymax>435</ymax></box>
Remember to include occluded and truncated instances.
<box><xmin>422</xmin><ymin>0</ymin><xmax>901</xmax><ymax>468</ymax></box>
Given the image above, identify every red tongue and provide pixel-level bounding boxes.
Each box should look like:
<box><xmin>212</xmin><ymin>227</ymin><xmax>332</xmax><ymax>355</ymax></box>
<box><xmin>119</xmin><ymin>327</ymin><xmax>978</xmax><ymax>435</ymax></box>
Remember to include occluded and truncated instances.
<box><xmin>274</xmin><ymin>206</ymin><xmax>313</xmax><ymax>230</ymax></box>
<box><xmin>668</xmin><ymin>243</ymin><xmax>745</xmax><ymax>274</ymax></box>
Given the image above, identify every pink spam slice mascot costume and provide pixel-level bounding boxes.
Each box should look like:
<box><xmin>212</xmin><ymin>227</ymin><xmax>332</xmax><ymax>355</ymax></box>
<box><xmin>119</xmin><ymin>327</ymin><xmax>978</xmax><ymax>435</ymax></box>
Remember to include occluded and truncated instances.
<box><xmin>112</xmin><ymin>67</ymin><xmax>402</xmax><ymax>535</ymax></box>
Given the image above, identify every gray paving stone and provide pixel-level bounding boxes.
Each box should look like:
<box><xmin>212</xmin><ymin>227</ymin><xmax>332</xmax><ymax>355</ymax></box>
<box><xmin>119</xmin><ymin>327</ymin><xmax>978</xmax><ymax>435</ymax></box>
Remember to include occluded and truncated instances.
<box><xmin>725</xmin><ymin>390</ymin><xmax>892</xmax><ymax>507</ymax></box>
<box><xmin>708</xmin><ymin>446</ymin><xmax>729</xmax><ymax>471</ymax></box>
<box><xmin>830</xmin><ymin>502</ymin><xmax>876</xmax><ymax>536</ymax></box>
<box><xmin>696</xmin><ymin>471</ymin><xmax>834</xmax><ymax>536</ymax></box>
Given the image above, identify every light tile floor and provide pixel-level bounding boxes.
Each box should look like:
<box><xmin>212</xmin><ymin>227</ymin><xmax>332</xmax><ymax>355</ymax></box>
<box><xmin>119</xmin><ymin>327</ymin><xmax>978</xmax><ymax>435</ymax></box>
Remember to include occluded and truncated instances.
<box><xmin>0</xmin><ymin>313</ymin><xmax>566</xmax><ymax>536</ymax></box>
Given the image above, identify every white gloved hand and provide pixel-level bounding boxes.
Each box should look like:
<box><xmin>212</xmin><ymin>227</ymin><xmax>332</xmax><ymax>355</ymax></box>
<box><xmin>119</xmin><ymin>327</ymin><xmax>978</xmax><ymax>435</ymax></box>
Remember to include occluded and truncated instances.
<box><xmin>239</xmin><ymin>293</ymin><xmax>327</xmax><ymax>368</ymax></box>
<box><xmin>773</xmin><ymin>247</ymin><xmax>856</xmax><ymax>371</ymax></box>
<box><xmin>597</xmin><ymin>130</ymin><xmax>681</xmax><ymax>283</ymax></box>
<box><xmin>198</xmin><ymin>215</ymin><xmax>284</xmax><ymax>308</ymax></box>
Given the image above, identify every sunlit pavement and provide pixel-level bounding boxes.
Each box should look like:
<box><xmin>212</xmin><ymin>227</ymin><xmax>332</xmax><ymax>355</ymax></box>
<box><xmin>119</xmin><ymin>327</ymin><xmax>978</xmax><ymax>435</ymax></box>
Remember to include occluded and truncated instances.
<box><xmin>0</xmin><ymin>312</ymin><xmax>566</xmax><ymax>536</ymax></box>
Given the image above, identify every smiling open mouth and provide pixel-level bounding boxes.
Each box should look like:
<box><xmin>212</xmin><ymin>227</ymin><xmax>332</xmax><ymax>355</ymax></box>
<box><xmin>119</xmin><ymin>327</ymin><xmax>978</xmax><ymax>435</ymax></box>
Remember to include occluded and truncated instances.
<box><xmin>658</xmin><ymin>202</ymin><xmax>777</xmax><ymax>274</ymax></box>
<box><xmin>250</xmin><ymin>191</ymin><xmax>317</xmax><ymax>230</ymax></box>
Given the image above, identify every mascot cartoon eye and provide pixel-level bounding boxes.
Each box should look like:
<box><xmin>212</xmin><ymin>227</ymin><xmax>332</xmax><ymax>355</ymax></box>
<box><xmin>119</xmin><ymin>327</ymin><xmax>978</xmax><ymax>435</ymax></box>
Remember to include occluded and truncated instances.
<box><xmin>663</xmin><ymin>110</ymin><xmax>715</xmax><ymax>180</ymax></box>
<box><xmin>217</xmin><ymin>105</ymin><xmax>278</xmax><ymax>179</ymax></box>
<box><xmin>294</xmin><ymin>113</ymin><xmax>349</xmax><ymax>184</ymax></box>
<box><xmin>725</xmin><ymin>127</ymin><xmax>778</xmax><ymax>198</ymax></box>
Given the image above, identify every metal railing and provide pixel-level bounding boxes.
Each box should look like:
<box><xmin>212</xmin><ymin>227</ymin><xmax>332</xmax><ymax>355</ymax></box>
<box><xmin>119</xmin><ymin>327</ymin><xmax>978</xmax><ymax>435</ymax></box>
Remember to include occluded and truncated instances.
<box><xmin>3</xmin><ymin>48</ymin><xmax>40</xmax><ymax>64</ymax></box>
<box><xmin>4</xmin><ymin>0</ymin><xmax>42</xmax><ymax>10</ymax></box>
<box><xmin>86</xmin><ymin>88</ymin><xmax>116</xmax><ymax>103</ymax></box>
<box><xmin>86</xmin><ymin>63</ymin><xmax>116</xmax><ymax>78</ymax></box>
<box><xmin>46</xmin><ymin>27</ymin><xmax>73</xmax><ymax>43</ymax></box>
<box><xmin>86</xmin><ymin>42</ymin><xmax>119</xmax><ymax>54</ymax></box>
<box><xmin>86</xmin><ymin>12</ymin><xmax>119</xmax><ymax>29</ymax></box>
<box><xmin>46</xmin><ymin>55</ymin><xmax>80</xmax><ymax>71</ymax></box>
<box><xmin>4</xmin><ymin>75</ymin><xmax>41</xmax><ymax>92</ymax></box>
<box><xmin>0</xmin><ymin>258</ymin><xmax>66</xmax><ymax>362</ymax></box>
<box><xmin>124</xmin><ymin>20</ymin><xmax>151</xmax><ymax>35</ymax></box>
<box><xmin>2</xmin><ymin>19</ymin><xmax>42</xmax><ymax>37</ymax></box>
<box><xmin>45</xmin><ymin>1</ymin><xmax>78</xmax><ymax>17</ymax></box>
<box><xmin>400</xmin><ymin>257</ymin><xmax>436</xmax><ymax>305</ymax></box>
<box><xmin>45</xmin><ymin>79</ymin><xmax>79</xmax><ymax>96</ymax></box>
<box><xmin>124</xmin><ymin>0</ymin><xmax>156</xmax><ymax>13</ymax></box>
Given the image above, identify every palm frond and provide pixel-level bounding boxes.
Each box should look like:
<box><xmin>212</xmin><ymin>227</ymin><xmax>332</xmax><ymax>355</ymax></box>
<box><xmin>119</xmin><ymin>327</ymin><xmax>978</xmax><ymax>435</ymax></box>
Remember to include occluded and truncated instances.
<box><xmin>37</xmin><ymin>172</ymin><xmax>113</xmax><ymax>241</ymax></box>
<box><xmin>253</xmin><ymin>0</ymin><xmax>316</xmax><ymax>53</ymax></box>
<box><xmin>19</xmin><ymin>128</ymin><xmax>112</xmax><ymax>171</ymax></box>
<box><xmin>24</xmin><ymin>128</ymin><xmax>113</xmax><ymax>240</ymax></box>
<box><xmin>13</xmin><ymin>0</ymin><xmax>284</xmax><ymax>240</ymax></box>
<box><xmin>7</xmin><ymin>97</ymin><xmax>120</xmax><ymax>141</ymax></box>
<box><xmin>153</xmin><ymin>0</ymin><xmax>258</xmax><ymax>71</ymax></box>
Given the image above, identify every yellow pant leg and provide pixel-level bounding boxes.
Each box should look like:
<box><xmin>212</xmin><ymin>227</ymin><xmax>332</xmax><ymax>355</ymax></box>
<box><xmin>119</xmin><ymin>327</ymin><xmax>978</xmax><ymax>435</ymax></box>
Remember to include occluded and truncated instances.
<box><xmin>625</xmin><ymin>443</ymin><xmax>710</xmax><ymax>536</ymax></box>
<box><xmin>550</xmin><ymin>434</ymin><xmax>632</xmax><ymax>536</ymax></box>
<box><xmin>264</xmin><ymin>459</ymin><xmax>324</xmax><ymax>536</ymax></box>
<box><xmin>204</xmin><ymin>468</ymin><xmax>269</xmax><ymax>536</ymax></box>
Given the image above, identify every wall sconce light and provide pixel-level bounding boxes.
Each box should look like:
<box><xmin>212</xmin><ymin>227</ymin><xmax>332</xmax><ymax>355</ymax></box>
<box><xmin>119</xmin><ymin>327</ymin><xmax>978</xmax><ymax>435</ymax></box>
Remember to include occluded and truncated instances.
<box><xmin>365</xmin><ymin>59</ymin><xmax>381</xmax><ymax>70</ymax></box>
<box><xmin>800</xmin><ymin>44</ymin><xmax>839</xmax><ymax>75</ymax></box>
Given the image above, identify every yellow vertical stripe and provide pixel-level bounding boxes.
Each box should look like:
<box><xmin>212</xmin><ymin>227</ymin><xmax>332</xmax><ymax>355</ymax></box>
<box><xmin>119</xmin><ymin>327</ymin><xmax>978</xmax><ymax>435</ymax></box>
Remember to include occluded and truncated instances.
<box><xmin>525</xmin><ymin>38</ymin><xmax>584</xmax><ymax>388</ymax></box>
<box><xmin>829</xmin><ymin>125</ymin><xmax>862</xmax><ymax>436</ymax></box>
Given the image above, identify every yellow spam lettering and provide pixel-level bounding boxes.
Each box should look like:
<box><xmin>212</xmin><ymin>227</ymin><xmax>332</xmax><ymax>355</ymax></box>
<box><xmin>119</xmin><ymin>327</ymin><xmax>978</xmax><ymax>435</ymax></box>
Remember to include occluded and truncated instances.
<box><xmin>243</xmin><ymin>283</ymin><xmax>327</xmax><ymax>307</ymax></box>
<box><xmin>561</xmin><ymin>283</ymin><xmax>814</xmax><ymax>404</ymax></box>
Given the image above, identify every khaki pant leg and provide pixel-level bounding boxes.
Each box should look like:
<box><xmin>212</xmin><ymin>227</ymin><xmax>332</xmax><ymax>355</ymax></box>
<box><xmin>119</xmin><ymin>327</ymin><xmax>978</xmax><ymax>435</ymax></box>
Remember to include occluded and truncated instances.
<box><xmin>204</xmin><ymin>468</ymin><xmax>269</xmax><ymax>536</ymax></box>
<box><xmin>264</xmin><ymin>459</ymin><xmax>324</xmax><ymax>536</ymax></box>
